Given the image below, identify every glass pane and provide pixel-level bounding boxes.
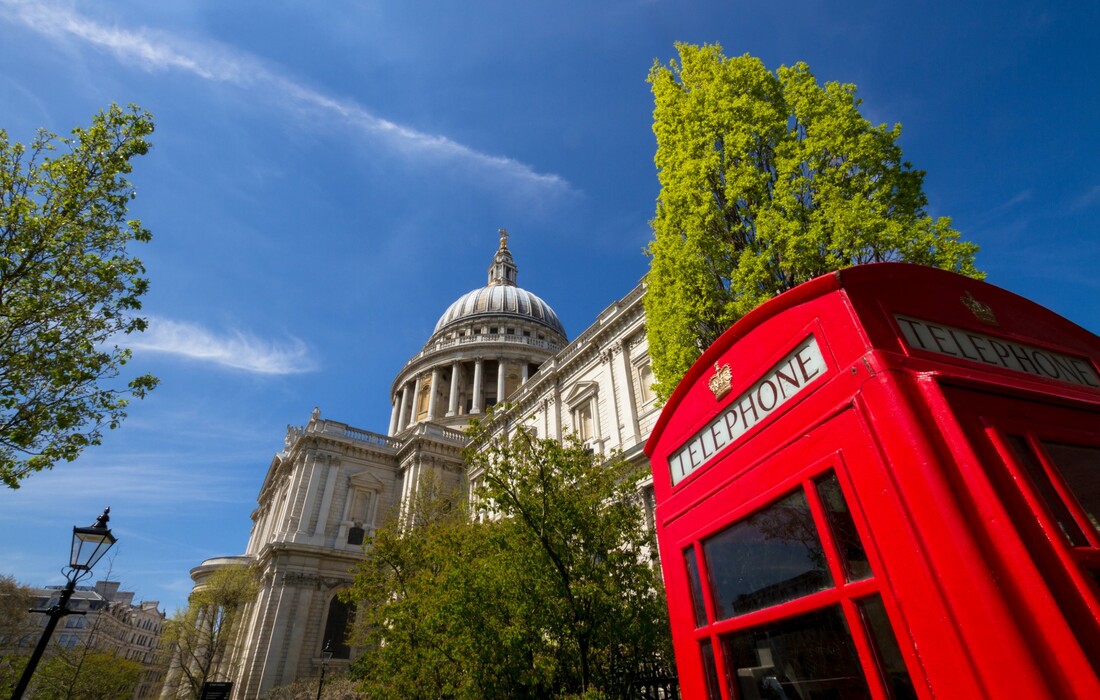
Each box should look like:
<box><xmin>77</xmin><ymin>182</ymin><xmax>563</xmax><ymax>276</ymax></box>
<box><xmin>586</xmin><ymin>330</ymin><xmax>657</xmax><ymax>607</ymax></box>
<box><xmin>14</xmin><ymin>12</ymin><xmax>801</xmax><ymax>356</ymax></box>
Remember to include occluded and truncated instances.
<box><xmin>1007</xmin><ymin>436</ymin><xmax>1087</xmax><ymax>546</ymax></box>
<box><xmin>685</xmin><ymin>547</ymin><xmax>708</xmax><ymax>628</ymax></box>
<box><xmin>1041</xmin><ymin>441</ymin><xmax>1100</xmax><ymax>537</ymax></box>
<box><xmin>815</xmin><ymin>473</ymin><xmax>872</xmax><ymax>581</ymax></box>
<box><xmin>700</xmin><ymin>639</ymin><xmax>723</xmax><ymax>700</ymax></box>
<box><xmin>858</xmin><ymin>596</ymin><xmax>918</xmax><ymax>700</ymax></box>
<box><xmin>704</xmin><ymin>490</ymin><xmax>830</xmax><ymax>619</ymax></box>
<box><xmin>1088</xmin><ymin>569</ymin><xmax>1100</xmax><ymax>591</ymax></box>
<box><xmin>722</xmin><ymin>605</ymin><xmax>872</xmax><ymax>700</ymax></box>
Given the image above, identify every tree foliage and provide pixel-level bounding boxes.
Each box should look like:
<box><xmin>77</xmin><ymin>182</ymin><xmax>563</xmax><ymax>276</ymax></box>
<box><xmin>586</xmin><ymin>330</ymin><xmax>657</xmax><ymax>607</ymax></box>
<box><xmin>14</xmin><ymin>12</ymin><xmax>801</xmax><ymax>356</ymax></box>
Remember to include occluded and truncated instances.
<box><xmin>31</xmin><ymin>648</ymin><xmax>145</xmax><ymax>700</ymax></box>
<box><xmin>0</xmin><ymin>104</ymin><xmax>158</xmax><ymax>487</ymax></box>
<box><xmin>0</xmin><ymin>574</ymin><xmax>33</xmax><ymax>696</ymax></box>
<box><xmin>0</xmin><ymin>574</ymin><xmax>32</xmax><ymax>647</ymax></box>
<box><xmin>160</xmin><ymin>564</ymin><xmax>259</xmax><ymax>700</ymax></box>
<box><xmin>265</xmin><ymin>675</ymin><xmax>361</xmax><ymax>700</ymax></box>
<box><xmin>346</xmin><ymin>475</ymin><xmax>539</xmax><ymax>699</ymax></box>
<box><xmin>645</xmin><ymin>44</ymin><xmax>982</xmax><ymax>400</ymax></box>
<box><xmin>345</xmin><ymin>432</ymin><xmax>672</xmax><ymax>699</ymax></box>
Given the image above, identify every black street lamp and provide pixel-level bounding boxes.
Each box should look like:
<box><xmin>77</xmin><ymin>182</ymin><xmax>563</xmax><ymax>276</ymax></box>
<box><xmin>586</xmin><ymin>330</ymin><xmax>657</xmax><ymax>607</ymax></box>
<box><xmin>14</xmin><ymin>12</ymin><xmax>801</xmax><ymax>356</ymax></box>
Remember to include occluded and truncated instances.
<box><xmin>10</xmin><ymin>508</ymin><xmax>117</xmax><ymax>700</ymax></box>
<box><xmin>316</xmin><ymin>639</ymin><xmax>333</xmax><ymax>700</ymax></box>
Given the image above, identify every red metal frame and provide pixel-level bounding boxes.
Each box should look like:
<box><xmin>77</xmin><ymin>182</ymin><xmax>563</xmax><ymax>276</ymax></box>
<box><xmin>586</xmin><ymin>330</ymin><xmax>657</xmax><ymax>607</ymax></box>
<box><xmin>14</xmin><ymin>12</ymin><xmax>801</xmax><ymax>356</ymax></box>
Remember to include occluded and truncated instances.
<box><xmin>646</xmin><ymin>264</ymin><xmax>1100</xmax><ymax>700</ymax></box>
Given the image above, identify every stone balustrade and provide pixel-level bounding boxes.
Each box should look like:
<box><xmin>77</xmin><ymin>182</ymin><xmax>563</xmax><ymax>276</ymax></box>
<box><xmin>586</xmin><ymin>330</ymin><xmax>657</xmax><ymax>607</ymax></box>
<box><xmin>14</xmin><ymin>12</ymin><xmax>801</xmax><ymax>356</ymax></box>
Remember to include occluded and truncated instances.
<box><xmin>405</xmin><ymin>331</ymin><xmax>563</xmax><ymax>367</ymax></box>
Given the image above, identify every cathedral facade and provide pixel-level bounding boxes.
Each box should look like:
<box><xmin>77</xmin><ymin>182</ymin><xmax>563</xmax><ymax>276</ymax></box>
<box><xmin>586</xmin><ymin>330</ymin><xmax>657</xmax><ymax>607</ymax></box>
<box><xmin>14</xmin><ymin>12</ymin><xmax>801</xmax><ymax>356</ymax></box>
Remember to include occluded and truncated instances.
<box><xmin>163</xmin><ymin>233</ymin><xmax>659</xmax><ymax>699</ymax></box>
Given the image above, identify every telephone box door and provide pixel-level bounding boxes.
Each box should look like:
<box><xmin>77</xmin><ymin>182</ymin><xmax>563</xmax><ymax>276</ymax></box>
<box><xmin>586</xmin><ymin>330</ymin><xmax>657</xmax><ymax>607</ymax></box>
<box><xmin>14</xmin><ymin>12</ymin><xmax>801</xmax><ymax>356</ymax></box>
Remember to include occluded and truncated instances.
<box><xmin>663</xmin><ymin>407</ymin><xmax>941</xmax><ymax>700</ymax></box>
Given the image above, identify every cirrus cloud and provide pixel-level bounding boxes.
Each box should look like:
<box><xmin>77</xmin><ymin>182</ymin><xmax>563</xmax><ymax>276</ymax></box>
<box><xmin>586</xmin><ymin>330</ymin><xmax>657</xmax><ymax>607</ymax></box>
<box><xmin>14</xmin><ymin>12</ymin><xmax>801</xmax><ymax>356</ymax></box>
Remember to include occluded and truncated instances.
<box><xmin>0</xmin><ymin>0</ymin><xmax>575</xmax><ymax>197</ymax></box>
<box><xmin>129</xmin><ymin>316</ymin><xmax>317</xmax><ymax>375</ymax></box>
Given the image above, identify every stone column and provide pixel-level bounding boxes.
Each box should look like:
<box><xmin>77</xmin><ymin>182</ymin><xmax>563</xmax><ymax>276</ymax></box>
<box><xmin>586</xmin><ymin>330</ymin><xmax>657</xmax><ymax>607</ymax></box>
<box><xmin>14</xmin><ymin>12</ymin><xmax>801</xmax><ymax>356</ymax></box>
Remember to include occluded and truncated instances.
<box><xmin>388</xmin><ymin>398</ymin><xmax>399</xmax><ymax>435</ymax></box>
<box><xmin>472</xmin><ymin>359</ymin><xmax>484</xmax><ymax>414</ymax></box>
<box><xmin>410</xmin><ymin>374</ymin><xmax>422</xmax><ymax>425</ymax></box>
<box><xmin>293</xmin><ymin>454</ymin><xmax>323</xmax><ymax>543</ymax></box>
<box><xmin>602</xmin><ymin>349</ymin><xmax>624</xmax><ymax>447</ymax></box>
<box><xmin>267</xmin><ymin>483</ymin><xmax>290</xmax><ymax>542</ymax></box>
<box><xmin>497</xmin><ymin>359</ymin><xmax>507</xmax><ymax>404</ymax></box>
<box><xmin>618</xmin><ymin>340</ymin><xmax>642</xmax><ymax>443</ymax></box>
<box><xmin>252</xmin><ymin>579</ymin><xmax>297</xmax><ymax>697</ymax></box>
<box><xmin>447</xmin><ymin>361</ymin><xmax>461</xmax><ymax>416</ymax></box>
<box><xmin>236</xmin><ymin>578</ymin><xmax>279</xmax><ymax>698</ymax></box>
<box><xmin>312</xmin><ymin>460</ymin><xmax>339</xmax><ymax>541</ymax></box>
<box><xmin>521</xmin><ymin>362</ymin><xmax>530</xmax><ymax>384</ymax></box>
<box><xmin>397</xmin><ymin>383</ymin><xmax>411</xmax><ymax>432</ymax></box>
<box><xmin>278</xmin><ymin>582</ymin><xmax>319</xmax><ymax>689</ymax></box>
<box><xmin>427</xmin><ymin>367</ymin><xmax>441</xmax><ymax>420</ymax></box>
<box><xmin>550</xmin><ymin>383</ymin><xmax>563</xmax><ymax>440</ymax></box>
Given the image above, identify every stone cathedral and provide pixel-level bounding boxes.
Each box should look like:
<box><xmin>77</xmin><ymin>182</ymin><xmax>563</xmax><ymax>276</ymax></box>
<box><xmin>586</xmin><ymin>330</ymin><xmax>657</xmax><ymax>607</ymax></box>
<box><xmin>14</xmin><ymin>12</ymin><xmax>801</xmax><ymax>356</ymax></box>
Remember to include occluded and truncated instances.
<box><xmin>162</xmin><ymin>232</ymin><xmax>660</xmax><ymax>699</ymax></box>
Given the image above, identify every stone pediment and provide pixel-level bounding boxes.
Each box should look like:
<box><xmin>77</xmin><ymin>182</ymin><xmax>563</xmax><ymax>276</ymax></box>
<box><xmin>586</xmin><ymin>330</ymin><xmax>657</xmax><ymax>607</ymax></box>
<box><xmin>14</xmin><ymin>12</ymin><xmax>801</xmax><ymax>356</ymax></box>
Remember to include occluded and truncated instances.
<box><xmin>562</xmin><ymin>381</ymin><xmax>598</xmax><ymax>407</ymax></box>
<box><xmin>348</xmin><ymin>470</ymin><xmax>386</xmax><ymax>491</ymax></box>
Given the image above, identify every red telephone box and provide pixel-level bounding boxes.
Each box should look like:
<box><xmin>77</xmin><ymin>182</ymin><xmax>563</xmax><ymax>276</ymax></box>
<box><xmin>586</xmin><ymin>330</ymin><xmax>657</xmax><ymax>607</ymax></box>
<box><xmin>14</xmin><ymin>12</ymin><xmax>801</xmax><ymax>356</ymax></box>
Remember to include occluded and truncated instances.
<box><xmin>645</xmin><ymin>263</ymin><xmax>1100</xmax><ymax>700</ymax></box>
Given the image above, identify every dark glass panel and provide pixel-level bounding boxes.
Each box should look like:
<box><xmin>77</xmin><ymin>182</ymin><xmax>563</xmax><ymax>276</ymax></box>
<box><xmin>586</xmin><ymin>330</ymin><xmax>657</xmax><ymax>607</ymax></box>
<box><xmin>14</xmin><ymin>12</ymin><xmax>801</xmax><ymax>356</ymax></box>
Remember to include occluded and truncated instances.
<box><xmin>700</xmin><ymin>639</ymin><xmax>723</xmax><ymax>700</ymax></box>
<box><xmin>815</xmin><ymin>472</ymin><xmax>872</xmax><ymax>581</ymax></box>
<box><xmin>1041</xmin><ymin>441</ymin><xmax>1100</xmax><ymax>537</ymax></box>
<box><xmin>685</xmin><ymin>546</ymin><xmax>709</xmax><ymax>628</ymax></box>
<box><xmin>1007</xmin><ymin>436</ymin><xmax>1087</xmax><ymax>546</ymax></box>
<box><xmin>722</xmin><ymin>606</ymin><xmax>871</xmax><ymax>700</ymax></box>
<box><xmin>858</xmin><ymin>596</ymin><xmax>918</xmax><ymax>700</ymax></box>
<box><xmin>704</xmin><ymin>490</ymin><xmax>830</xmax><ymax>619</ymax></box>
<box><xmin>1088</xmin><ymin>569</ymin><xmax>1100</xmax><ymax>590</ymax></box>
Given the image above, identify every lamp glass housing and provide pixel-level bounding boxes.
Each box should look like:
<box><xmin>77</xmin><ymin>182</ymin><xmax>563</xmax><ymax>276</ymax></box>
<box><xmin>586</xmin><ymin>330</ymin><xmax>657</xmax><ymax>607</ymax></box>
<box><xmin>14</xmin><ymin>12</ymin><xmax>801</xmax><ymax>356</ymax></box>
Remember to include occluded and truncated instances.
<box><xmin>70</xmin><ymin>524</ymin><xmax>117</xmax><ymax>571</ymax></box>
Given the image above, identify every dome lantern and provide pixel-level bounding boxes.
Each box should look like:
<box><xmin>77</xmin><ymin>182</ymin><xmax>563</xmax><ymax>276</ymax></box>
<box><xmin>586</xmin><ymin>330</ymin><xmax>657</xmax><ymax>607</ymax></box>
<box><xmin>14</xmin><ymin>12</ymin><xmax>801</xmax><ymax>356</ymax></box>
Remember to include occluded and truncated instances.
<box><xmin>488</xmin><ymin>228</ymin><xmax>518</xmax><ymax>287</ymax></box>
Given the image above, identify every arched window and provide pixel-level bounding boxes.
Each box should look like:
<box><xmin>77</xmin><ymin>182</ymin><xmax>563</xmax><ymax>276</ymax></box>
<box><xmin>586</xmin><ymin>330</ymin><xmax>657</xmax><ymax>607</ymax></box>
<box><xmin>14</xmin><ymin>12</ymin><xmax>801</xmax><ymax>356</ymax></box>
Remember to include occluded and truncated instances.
<box><xmin>322</xmin><ymin>596</ymin><xmax>356</xmax><ymax>659</ymax></box>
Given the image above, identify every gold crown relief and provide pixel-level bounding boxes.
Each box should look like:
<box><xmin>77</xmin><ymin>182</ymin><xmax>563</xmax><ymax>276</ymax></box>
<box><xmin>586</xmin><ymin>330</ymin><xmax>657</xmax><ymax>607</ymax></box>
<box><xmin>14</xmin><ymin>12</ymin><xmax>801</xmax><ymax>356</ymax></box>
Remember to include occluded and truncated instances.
<box><xmin>708</xmin><ymin>362</ymin><xmax>733</xmax><ymax>400</ymax></box>
<box><xmin>961</xmin><ymin>291</ymin><xmax>998</xmax><ymax>326</ymax></box>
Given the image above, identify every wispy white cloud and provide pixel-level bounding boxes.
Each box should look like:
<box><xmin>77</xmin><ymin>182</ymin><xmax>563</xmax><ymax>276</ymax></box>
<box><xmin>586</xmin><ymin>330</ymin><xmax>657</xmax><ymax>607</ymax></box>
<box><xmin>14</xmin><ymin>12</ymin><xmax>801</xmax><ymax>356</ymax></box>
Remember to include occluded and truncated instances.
<box><xmin>1070</xmin><ymin>184</ymin><xmax>1100</xmax><ymax>212</ymax></box>
<box><xmin>963</xmin><ymin>189</ymin><xmax>1033</xmax><ymax>235</ymax></box>
<box><xmin>130</xmin><ymin>316</ymin><xmax>317</xmax><ymax>374</ymax></box>
<box><xmin>0</xmin><ymin>0</ymin><xmax>574</xmax><ymax>195</ymax></box>
<box><xmin>999</xmin><ymin>189</ymin><xmax>1033</xmax><ymax>209</ymax></box>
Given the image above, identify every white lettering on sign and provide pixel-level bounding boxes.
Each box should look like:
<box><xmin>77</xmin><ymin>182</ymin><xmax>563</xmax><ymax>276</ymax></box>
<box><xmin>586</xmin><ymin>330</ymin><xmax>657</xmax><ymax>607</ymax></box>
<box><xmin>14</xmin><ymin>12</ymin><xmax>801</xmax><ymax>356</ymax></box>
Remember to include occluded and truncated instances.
<box><xmin>669</xmin><ymin>336</ymin><xmax>827</xmax><ymax>485</ymax></box>
<box><xmin>895</xmin><ymin>315</ymin><xmax>1100</xmax><ymax>389</ymax></box>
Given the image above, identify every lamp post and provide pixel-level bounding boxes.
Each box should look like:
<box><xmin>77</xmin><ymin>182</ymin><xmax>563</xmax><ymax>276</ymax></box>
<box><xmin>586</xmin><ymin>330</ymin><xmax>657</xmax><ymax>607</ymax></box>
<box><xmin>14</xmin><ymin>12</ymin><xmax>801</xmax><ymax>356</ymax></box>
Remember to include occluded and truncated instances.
<box><xmin>316</xmin><ymin>639</ymin><xmax>333</xmax><ymax>700</ymax></box>
<box><xmin>10</xmin><ymin>508</ymin><xmax>117</xmax><ymax>700</ymax></box>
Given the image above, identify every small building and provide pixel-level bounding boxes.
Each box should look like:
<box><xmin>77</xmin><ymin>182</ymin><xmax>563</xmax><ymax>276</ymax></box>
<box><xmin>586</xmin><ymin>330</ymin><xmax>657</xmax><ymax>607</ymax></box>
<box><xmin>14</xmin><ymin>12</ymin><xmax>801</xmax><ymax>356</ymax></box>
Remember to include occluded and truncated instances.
<box><xmin>24</xmin><ymin>580</ymin><xmax>166</xmax><ymax>699</ymax></box>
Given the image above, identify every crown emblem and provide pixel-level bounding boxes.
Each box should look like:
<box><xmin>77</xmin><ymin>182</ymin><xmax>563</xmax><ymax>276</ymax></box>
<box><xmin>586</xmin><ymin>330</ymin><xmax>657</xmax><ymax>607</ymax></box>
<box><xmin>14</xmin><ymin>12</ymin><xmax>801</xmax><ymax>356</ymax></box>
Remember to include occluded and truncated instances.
<box><xmin>961</xmin><ymin>291</ymin><xmax>998</xmax><ymax>326</ymax></box>
<box><xmin>708</xmin><ymin>362</ymin><xmax>733</xmax><ymax>400</ymax></box>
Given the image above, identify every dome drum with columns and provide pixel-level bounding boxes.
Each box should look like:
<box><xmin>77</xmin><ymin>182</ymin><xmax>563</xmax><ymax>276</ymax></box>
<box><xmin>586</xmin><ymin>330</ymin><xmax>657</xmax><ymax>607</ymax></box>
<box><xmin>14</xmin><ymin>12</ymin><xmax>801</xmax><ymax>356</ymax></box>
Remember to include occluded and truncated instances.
<box><xmin>388</xmin><ymin>230</ymin><xmax>568</xmax><ymax>434</ymax></box>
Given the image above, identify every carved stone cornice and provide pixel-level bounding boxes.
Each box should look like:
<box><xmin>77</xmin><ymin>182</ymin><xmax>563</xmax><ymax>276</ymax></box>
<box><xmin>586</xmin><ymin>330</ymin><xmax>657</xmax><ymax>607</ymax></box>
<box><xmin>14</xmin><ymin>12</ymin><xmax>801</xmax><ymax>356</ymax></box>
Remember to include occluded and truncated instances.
<box><xmin>282</xmin><ymin>571</ymin><xmax>348</xmax><ymax>590</ymax></box>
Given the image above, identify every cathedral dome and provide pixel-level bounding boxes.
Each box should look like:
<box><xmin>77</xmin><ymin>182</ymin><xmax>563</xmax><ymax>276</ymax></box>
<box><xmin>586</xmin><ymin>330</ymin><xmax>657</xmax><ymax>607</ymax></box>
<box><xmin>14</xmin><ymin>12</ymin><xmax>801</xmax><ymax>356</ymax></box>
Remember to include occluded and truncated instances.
<box><xmin>390</xmin><ymin>230</ymin><xmax>567</xmax><ymax>435</ymax></box>
<box><xmin>434</xmin><ymin>285</ymin><xmax>565</xmax><ymax>337</ymax></box>
<box><xmin>432</xmin><ymin>230</ymin><xmax>566</xmax><ymax>338</ymax></box>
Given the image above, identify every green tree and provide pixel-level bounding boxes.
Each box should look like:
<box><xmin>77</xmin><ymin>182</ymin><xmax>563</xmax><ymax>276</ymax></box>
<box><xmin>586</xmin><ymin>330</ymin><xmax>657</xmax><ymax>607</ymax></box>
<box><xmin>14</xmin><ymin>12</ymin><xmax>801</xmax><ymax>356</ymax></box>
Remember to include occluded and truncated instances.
<box><xmin>160</xmin><ymin>564</ymin><xmax>259</xmax><ymax>700</ymax></box>
<box><xmin>0</xmin><ymin>104</ymin><xmax>158</xmax><ymax>488</ymax></box>
<box><xmin>31</xmin><ymin>648</ymin><xmax>144</xmax><ymax>700</ymax></box>
<box><xmin>645</xmin><ymin>44</ymin><xmax>982</xmax><ymax>400</ymax></box>
<box><xmin>264</xmin><ymin>675</ymin><xmax>361</xmax><ymax>700</ymax></box>
<box><xmin>466</xmin><ymin>426</ymin><xmax>671</xmax><ymax>697</ymax></box>
<box><xmin>346</xmin><ymin>476</ymin><xmax>541</xmax><ymax>699</ymax></box>
<box><xmin>346</xmin><ymin>434</ymin><xmax>672</xmax><ymax>699</ymax></box>
<box><xmin>0</xmin><ymin>574</ymin><xmax>33</xmax><ymax>696</ymax></box>
<box><xmin>0</xmin><ymin>574</ymin><xmax>32</xmax><ymax>647</ymax></box>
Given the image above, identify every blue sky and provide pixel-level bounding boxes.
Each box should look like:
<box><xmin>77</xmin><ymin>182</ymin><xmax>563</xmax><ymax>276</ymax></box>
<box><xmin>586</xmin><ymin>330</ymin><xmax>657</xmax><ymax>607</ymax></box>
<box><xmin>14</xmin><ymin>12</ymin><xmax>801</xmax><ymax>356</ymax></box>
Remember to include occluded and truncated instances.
<box><xmin>0</xmin><ymin>0</ymin><xmax>1097</xmax><ymax>614</ymax></box>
